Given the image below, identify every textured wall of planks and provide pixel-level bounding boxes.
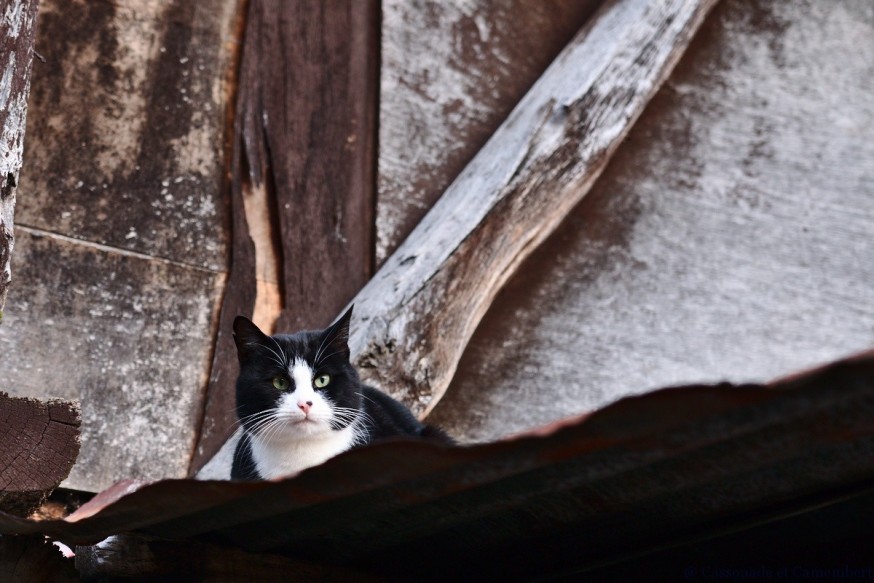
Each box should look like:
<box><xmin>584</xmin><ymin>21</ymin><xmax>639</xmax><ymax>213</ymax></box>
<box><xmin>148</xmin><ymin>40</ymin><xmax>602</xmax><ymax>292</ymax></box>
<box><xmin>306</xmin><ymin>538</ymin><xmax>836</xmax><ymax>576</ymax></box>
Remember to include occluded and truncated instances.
<box><xmin>0</xmin><ymin>0</ymin><xmax>241</xmax><ymax>491</ymax></box>
<box><xmin>3</xmin><ymin>0</ymin><xmax>871</xmax><ymax>491</ymax></box>
<box><xmin>428</xmin><ymin>0</ymin><xmax>874</xmax><ymax>440</ymax></box>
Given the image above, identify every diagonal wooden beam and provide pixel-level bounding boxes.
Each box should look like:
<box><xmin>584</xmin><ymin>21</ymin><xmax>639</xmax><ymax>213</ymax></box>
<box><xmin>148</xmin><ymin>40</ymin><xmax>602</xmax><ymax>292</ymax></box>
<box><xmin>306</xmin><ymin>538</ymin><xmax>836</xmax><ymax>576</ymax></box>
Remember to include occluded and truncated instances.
<box><xmin>349</xmin><ymin>0</ymin><xmax>720</xmax><ymax>417</ymax></box>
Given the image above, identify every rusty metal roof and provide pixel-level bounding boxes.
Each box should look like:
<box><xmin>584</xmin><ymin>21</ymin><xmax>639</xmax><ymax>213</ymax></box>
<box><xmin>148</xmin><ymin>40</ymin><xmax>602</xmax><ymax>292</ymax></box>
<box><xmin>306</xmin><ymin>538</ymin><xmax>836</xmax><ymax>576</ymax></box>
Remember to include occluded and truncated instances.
<box><xmin>3</xmin><ymin>351</ymin><xmax>874</xmax><ymax>580</ymax></box>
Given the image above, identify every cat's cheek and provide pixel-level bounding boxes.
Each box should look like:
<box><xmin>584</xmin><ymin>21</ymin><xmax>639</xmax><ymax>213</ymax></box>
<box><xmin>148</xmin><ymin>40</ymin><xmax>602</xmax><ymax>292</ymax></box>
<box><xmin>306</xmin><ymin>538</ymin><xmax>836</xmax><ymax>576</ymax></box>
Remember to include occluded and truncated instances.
<box><xmin>310</xmin><ymin>394</ymin><xmax>334</xmax><ymax>421</ymax></box>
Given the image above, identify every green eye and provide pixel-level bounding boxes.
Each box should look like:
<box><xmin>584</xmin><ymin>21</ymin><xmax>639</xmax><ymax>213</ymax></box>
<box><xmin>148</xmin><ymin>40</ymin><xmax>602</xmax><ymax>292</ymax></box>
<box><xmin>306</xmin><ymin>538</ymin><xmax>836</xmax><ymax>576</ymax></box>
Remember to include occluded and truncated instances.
<box><xmin>272</xmin><ymin>376</ymin><xmax>289</xmax><ymax>390</ymax></box>
<box><xmin>314</xmin><ymin>374</ymin><xmax>331</xmax><ymax>389</ymax></box>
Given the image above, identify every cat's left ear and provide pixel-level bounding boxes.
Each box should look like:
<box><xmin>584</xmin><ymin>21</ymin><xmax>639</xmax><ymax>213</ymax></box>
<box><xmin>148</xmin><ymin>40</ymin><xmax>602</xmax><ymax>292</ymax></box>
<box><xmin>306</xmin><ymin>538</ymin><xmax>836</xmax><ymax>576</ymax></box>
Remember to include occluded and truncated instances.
<box><xmin>322</xmin><ymin>305</ymin><xmax>353</xmax><ymax>360</ymax></box>
<box><xmin>233</xmin><ymin>316</ymin><xmax>270</xmax><ymax>364</ymax></box>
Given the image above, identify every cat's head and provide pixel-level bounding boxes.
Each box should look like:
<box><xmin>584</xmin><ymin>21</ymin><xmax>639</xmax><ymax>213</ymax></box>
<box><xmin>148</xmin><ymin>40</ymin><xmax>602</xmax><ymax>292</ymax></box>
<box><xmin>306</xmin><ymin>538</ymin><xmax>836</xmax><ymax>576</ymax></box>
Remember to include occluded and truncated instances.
<box><xmin>232</xmin><ymin>306</ymin><xmax>364</xmax><ymax>442</ymax></box>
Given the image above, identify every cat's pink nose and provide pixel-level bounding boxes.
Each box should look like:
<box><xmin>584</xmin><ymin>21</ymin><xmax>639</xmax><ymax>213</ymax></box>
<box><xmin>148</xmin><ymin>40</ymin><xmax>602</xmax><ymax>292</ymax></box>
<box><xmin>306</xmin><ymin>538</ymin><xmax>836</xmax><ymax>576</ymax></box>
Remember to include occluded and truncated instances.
<box><xmin>298</xmin><ymin>401</ymin><xmax>313</xmax><ymax>415</ymax></box>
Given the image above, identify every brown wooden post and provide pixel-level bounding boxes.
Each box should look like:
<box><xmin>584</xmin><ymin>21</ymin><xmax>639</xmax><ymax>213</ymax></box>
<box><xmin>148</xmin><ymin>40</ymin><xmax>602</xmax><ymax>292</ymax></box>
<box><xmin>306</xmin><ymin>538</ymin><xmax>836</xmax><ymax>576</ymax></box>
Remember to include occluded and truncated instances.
<box><xmin>191</xmin><ymin>0</ymin><xmax>379</xmax><ymax>473</ymax></box>
<box><xmin>0</xmin><ymin>0</ymin><xmax>39</xmax><ymax>318</ymax></box>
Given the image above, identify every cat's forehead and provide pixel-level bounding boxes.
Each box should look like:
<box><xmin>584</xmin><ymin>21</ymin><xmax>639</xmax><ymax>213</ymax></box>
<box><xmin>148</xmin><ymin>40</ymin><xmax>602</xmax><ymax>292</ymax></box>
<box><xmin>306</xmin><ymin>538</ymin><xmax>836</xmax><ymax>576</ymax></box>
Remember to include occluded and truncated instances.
<box><xmin>273</xmin><ymin>330</ymin><xmax>323</xmax><ymax>360</ymax></box>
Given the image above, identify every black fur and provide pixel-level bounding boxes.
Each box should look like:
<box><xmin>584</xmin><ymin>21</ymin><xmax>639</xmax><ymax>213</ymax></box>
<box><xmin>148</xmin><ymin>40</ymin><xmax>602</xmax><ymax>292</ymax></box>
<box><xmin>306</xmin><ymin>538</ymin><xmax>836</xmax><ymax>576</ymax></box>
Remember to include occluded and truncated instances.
<box><xmin>230</xmin><ymin>306</ymin><xmax>451</xmax><ymax>480</ymax></box>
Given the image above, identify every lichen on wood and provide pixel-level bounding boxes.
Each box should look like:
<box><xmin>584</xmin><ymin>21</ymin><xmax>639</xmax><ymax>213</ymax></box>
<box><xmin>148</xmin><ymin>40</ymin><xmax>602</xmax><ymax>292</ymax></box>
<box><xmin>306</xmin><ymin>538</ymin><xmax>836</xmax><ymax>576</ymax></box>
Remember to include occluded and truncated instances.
<box><xmin>0</xmin><ymin>0</ymin><xmax>39</xmax><ymax>316</ymax></box>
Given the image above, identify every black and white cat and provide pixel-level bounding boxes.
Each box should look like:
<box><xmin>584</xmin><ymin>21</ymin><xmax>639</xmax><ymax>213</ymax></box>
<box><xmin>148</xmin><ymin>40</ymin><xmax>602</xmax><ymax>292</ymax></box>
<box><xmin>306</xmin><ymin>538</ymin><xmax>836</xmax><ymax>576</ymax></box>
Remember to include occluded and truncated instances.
<box><xmin>198</xmin><ymin>306</ymin><xmax>451</xmax><ymax>481</ymax></box>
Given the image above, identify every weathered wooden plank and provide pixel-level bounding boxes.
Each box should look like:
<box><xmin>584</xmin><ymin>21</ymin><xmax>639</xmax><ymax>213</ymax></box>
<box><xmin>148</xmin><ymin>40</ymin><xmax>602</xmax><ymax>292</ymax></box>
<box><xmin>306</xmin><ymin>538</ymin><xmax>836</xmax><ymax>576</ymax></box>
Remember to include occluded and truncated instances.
<box><xmin>350</xmin><ymin>0</ymin><xmax>719</xmax><ymax>417</ymax></box>
<box><xmin>16</xmin><ymin>0</ymin><xmax>238</xmax><ymax>271</ymax></box>
<box><xmin>0</xmin><ymin>0</ymin><xmax>243</xmax><ymax>491</ymax></box>
<box><xmin>0</xmin><ymin>393</ymin><xmax>79</xmax><ymax>517</ymax></box>
<box><xmin>429</xmin><ymin>0</ymin><xmax>874</xmax><ymax>441</ymax></box>
<box><xmin>190</xmin><ymin>150</ymin><xmax>255</xmax><ymax>476</ymax></box>
<box><xmin>191</xmin><ymin>0</ymin><xmax>379</xmax><ymax>472</ymax></box>
<box><xmin>239</xmin><ymin>0</ymin><xmax>378</xmax><ymax>333</ymax></box>
<box><xmin>0</xmin><ymin>0</ymin><xmax>39</xmax><ymax>316</ymax></box>
<box><xmin>377</xmin><ymin>0</ymin><xmax>602</xmax><ymax>264</ymax></box>
<box><xmin>0</xmin><ymin>230</ymin><xmax>224</xmax><ymax>491</ymax></box>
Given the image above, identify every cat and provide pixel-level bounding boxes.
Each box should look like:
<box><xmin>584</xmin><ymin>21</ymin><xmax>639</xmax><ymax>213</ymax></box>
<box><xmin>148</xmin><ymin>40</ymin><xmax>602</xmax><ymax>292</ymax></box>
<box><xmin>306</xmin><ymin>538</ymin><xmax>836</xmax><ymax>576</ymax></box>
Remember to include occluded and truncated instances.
<box><xmin>227</xmin><ymin>306</ymin><xmax>452</xmax><ymax>481</ymax></box>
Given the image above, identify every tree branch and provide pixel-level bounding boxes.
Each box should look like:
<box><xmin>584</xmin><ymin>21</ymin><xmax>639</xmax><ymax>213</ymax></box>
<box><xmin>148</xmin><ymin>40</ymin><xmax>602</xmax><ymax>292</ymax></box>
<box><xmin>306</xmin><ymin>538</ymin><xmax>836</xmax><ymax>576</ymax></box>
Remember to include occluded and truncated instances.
<box><xmin>349</xmin><ymin>0</ymin><xmax>720</xmax><ymax>416</ymax></box>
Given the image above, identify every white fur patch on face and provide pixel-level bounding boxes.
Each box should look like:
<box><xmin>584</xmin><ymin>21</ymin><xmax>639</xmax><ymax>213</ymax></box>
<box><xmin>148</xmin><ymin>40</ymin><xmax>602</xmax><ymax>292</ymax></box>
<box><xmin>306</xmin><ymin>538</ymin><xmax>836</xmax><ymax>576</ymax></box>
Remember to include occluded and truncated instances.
<box><xmin>290</xmin><ymin>358</ymin><xmax>317</xmax><ymax>406</ymax></box>
<box><xmin>275</xmin><ymin>358</ymin><xmax>333</xmax><ymax>433</ymax></box>
<box><xmin>246</xmin><ymin>358</ymin><xmax>360</xmax><ymax>479</ymax></box>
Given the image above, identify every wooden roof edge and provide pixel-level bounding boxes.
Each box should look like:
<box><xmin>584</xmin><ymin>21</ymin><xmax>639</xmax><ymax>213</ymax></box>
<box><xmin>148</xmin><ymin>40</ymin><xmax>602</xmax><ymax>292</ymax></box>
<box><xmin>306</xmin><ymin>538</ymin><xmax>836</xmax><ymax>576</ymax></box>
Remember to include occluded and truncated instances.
<box><xmin>0</xmin><ymin>346</ymin><xmax>871</xmax><ymax>546</ymax></box>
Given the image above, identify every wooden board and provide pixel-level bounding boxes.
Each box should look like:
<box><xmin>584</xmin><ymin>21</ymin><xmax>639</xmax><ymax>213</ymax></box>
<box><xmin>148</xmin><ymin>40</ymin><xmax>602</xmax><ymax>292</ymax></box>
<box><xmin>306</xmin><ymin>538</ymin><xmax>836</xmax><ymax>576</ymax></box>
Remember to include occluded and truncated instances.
<box><xmin>0</xmin><ymin>230</ymin><xmax>224</xmax><ymax>491</ymax></box>
<box><xmin>190</xmin><ymin>0</ymin><xmax>379</xmax><ymax>473</ymax></box>
<box><xmin>15</xmin><ymin>0</ymin><xmax>238</xmax><ymax>271</ymax></box>
<box><xmin>428</xmin><ymin>0</ymin><xmax>874</xmax><ymax>441</ymax></box>
<box><xmin>0</xmin><ymin>0</ymin><xmax>242</xmax><ymax>491</ymax></box>
<box><xmin>377</xmin><ymin>0</ymin><xmax>602</xmax><ymax>265</ymax></box>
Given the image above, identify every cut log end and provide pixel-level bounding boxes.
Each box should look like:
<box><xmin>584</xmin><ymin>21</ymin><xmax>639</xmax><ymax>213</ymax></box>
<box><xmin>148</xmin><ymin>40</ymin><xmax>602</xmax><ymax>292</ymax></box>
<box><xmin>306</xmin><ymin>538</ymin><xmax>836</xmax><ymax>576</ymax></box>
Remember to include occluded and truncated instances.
<box><xmin>0</xmin><ymin>393</ymin><xmax>81</xmax><ymax>517</ymax></box>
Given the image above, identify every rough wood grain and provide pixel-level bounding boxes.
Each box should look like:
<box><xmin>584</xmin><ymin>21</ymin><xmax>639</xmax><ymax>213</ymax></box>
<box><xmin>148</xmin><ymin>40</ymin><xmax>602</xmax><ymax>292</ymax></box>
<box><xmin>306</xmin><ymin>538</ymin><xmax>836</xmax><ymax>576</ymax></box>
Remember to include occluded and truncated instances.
<box><xmin>0</xmin><ymin>393</ymin><xmax>79</xmax><ymax>517</ymax></box>
<box><xmin>16</xmin><ymin>0</ymin><xmax>238</xmax><ymax>271</ymax></box>
<box><xmin>191</xmin><ymin>0</ymin><xmax>379</xmax><ymax>473</ymax></box>
<box><xmin>239</xmin><ymin>0</ymin><xmax>378</xmax><ymax>333</ymax></box>
<box><xmin>429</xmin><ymin>0</ymin><xmax>874</xmax><ymax>441</ymax></box>
<box><xmin>377</xmin><ymin>0</ymin><xmax>602</xmax><ymax>265</ymax></box>
<box><xmin>0</xmin><ymin>230</ymin><xmax>225</xmax><ymax>492</ymax></box>
<box><xmin>0</xmin><ymin>0</ymin><xmax>39</xmax><ymax>316</ymax></box>
<box><xmin>350</xmin><ymin>0</ymin><xmax>719</xmax><ymax>417</ymax></box>
<box><xmin>0</xmin><ymin>0</ymin><xmax>242</xmax><ymax>492</ymax></box>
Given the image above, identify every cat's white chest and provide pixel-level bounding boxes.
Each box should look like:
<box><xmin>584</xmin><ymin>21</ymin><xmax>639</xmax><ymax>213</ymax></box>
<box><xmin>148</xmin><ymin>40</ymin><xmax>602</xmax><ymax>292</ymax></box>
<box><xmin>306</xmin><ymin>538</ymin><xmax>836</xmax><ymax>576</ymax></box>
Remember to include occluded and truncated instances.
<box><xmin>249</xmin><ymin>425</ymin><xmax>357</xmax><ymax>479</ymax></box>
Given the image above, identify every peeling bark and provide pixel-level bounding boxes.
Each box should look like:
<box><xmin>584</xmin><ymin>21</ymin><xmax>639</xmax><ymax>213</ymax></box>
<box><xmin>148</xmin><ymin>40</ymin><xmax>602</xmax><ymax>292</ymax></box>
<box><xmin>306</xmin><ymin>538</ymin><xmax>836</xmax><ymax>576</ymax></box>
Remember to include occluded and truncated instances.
<box><xmin>0</xmin><ymin>0</ymin><xmax>39</xmax><ymax>317</ymax></box>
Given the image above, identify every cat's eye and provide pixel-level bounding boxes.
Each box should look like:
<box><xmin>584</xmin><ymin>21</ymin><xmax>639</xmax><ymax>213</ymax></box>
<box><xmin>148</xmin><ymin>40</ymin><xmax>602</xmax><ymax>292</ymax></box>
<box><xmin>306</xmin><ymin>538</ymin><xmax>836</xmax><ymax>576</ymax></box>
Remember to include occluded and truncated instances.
<box><xmin>314</xmin><ymin>374</ymin><xmax>331</xmax><ymax>389</ymax></box>
<box><xmin>272</xmin><ymin>376</ymin><xmax>289</xmax><ymax>391</ymax></box>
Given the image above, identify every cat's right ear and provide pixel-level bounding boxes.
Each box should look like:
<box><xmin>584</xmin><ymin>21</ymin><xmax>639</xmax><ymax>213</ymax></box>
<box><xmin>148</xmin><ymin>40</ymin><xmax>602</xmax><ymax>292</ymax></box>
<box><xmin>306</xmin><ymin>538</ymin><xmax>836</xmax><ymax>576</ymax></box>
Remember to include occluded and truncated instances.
<box><xmin>233</xmin><ymin>316</ymin><xmax>269</xmax><ymax>364</ymax></box>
